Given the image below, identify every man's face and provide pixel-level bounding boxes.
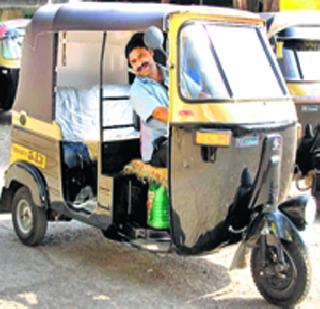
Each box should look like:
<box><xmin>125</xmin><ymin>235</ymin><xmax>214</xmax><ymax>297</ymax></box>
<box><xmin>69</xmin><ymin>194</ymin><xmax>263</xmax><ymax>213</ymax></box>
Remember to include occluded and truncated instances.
<box><xmin>128</xmin><ymin>47</ymin><xmax>155</xmax><ymax>77</ymax></box>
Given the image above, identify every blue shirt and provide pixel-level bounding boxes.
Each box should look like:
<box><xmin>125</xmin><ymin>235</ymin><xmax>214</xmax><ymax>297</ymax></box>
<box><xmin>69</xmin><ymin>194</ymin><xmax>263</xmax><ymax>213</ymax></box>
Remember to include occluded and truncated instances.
<box><xmin>130</xmin><ymin>67</ymin><xmax>169</xmax><ymax>161</ymax></box>
<box><xmin>130</xmin><ymin>67</ymin><xmax>201</xmax><ymax>161</ymax></box>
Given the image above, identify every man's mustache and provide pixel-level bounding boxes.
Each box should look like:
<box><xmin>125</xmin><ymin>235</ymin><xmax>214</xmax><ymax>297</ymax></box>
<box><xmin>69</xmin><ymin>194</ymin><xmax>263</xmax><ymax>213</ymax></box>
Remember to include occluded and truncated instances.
<box><xmin>137</xmin><ymin>61</ymin><xmax>148</xmax><ymax>72</ymax></box>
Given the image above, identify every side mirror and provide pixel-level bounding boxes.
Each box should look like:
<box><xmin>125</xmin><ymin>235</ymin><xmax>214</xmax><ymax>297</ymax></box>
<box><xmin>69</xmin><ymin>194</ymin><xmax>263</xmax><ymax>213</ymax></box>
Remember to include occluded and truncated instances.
<box><xmin>144</xmin><ymin>26</ymin><xmax>165</xmax><ymax>52</ymax></box>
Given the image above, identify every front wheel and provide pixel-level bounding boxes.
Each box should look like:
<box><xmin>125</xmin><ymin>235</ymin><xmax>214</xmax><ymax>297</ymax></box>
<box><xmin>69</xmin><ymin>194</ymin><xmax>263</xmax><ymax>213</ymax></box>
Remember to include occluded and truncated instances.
<box><xmin>12</xmin><ymin>187</ymin><xmax>47</xmax><ymax>246</ymax></box>
<box><xmin>251</xmin><ymin>238</ymin><xmax>311</xmax><ymax>307</ymax></box>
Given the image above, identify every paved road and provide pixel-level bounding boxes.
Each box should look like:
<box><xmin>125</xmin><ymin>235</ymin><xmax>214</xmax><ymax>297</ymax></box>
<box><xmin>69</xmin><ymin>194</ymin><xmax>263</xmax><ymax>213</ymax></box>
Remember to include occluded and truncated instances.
<box><xmin>0</xmin><ymin>112</ymin><xmax>319</xmax><ymax>308</ymax></box>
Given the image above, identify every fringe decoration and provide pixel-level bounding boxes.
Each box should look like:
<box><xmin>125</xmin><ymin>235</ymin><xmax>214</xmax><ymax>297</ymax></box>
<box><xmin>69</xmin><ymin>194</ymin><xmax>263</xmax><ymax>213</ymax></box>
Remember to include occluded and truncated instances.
<box><xmin>123</xmin><ymin>159</ymin><xmax>167</xmax><ymax>187</ymax></box>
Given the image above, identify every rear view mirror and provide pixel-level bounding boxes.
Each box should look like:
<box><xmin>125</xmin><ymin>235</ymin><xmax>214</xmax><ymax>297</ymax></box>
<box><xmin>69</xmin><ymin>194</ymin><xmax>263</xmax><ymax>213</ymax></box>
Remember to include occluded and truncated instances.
<box><xmin>144</xmin><ymin>26</ymin><xmax>165</xmax><ymax>53</ymax></box>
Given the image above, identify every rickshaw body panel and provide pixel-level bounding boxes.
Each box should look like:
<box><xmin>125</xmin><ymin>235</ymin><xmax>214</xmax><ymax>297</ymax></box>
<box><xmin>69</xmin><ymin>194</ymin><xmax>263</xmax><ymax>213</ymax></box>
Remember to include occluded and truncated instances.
<box><xmin>169</xmin><ymin>99</ymin><xmax>296</xmax><ymax>124</ymax></box>
<box><xmin>169</xmin><ymin>123</ymin><xmax>297</xmax><ymax>252</ymax></box>
<box><xmin>287</xmin><ymin>82</ymin><xmax>320</xmax><ymax>133</ymax></box>
<box><xmin>168</xmin><ymin>12</ymin><xmax>297</xmax><ymax>253</ymax></box>
<box><xmin>7</xmin><ymin>115</ymin><xmax>63</xmax><ymax>202</ymax></box>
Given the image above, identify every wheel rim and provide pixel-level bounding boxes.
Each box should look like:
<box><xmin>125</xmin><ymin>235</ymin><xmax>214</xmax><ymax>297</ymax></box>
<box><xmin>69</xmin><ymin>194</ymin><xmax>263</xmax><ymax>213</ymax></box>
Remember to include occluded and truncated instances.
<box><xmin>262</xmin><ymin>246</ymin><xmax>298</xmax><ymax>292</ymax></box>
<box><xmin>16</xmin><ymin>198</ymin><xmax>34</xmax><ymax>235</ymax></box>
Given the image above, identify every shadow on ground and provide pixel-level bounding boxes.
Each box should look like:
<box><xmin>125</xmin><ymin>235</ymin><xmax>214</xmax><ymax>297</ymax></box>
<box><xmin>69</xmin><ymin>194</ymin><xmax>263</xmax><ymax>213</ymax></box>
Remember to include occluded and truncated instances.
<box><xmin>0</xmin><ymin>216</ymin><xmax>253</xmax><ymax>308</ymax></box>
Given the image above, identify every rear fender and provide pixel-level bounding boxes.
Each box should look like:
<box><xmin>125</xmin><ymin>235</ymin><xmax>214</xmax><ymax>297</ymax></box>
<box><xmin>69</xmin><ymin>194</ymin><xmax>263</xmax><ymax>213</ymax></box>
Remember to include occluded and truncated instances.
<box><xmin>3</xmin><ymin>162</ymin><xmax>49</xmax><ymax>209</ymax></box>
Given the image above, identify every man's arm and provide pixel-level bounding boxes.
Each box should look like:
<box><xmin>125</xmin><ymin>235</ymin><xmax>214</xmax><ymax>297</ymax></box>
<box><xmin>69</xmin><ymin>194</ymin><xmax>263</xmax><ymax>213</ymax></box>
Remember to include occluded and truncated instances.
<box><xmin>131</xmin><ymin>83</ymin><xmax>168</xmax><ymax>124</ymax></box>
<box><xmin>152</xmin><ymin>106</ymin><xmax>168</xmax><ymax>123</ymax></box>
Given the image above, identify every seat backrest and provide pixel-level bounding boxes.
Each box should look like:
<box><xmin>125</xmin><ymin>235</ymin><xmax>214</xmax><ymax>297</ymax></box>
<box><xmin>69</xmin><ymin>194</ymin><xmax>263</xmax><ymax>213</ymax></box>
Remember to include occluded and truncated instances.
<box><xmin>55</xmin><ymin>85</ymin><xmax>99</xmax><ymax>142</ymax></box>
<box><xmin>55</xmin><ymin>84</ymin><xmax>139</xmax><ymax>142</ymax></box>
<box><xmin>101</xmin><ymin>84</ymin><xmax>139</xmax><ymax>141</ymax></box>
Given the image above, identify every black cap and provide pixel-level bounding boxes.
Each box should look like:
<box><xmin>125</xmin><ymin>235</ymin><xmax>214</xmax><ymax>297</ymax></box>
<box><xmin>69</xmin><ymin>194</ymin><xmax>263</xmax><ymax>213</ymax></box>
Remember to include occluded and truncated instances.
<box><xmin>125</xmin><ymin>33</ymin><xmax>147</xmax><ymax>59</ymax></box>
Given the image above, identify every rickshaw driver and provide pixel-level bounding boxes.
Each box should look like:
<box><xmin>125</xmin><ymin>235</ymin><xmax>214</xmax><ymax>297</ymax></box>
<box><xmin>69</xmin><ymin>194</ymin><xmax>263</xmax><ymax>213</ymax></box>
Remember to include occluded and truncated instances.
<box><xmin>125</xmin><ymin>33</ymin><xmax>201</xmax><ymax>167</ymax></box>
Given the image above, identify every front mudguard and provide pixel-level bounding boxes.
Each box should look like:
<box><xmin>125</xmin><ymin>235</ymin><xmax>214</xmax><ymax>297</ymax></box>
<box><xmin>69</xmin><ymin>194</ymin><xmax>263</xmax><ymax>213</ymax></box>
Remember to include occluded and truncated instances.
<box><xmin>247</xmin><ymin>210</ymin><xmax>305</xmax><ymax>247</ymax></box>
<box><xmin>231</xmin><ymin>210</ymin><xmax>306</xmax><ymax>270</ymax></box>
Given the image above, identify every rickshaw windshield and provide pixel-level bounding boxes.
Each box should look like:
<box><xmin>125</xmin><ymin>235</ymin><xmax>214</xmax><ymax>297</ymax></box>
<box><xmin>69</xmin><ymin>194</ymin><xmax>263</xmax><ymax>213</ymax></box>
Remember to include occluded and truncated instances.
<box><xmin>278</xmin><ymin>40</ymin><xmax>320</xmax><ymax>81</ymax></box>
<box><xmin>179</xmin><ymin>22</ymin><xmax>286</xmax><ymax>101</ymax></box>
<box><xmin>0</xmin><ymin>28</ymin><xmax>25</xmax><ymax>60</ymax></box>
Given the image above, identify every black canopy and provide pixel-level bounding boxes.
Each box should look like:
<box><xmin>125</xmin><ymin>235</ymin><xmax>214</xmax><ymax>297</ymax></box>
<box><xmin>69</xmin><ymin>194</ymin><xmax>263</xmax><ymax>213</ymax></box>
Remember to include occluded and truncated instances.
<box><xmin>14</xmin><ymin>2</ymin><xmax>257</xmax><ymax>122</ymax></box>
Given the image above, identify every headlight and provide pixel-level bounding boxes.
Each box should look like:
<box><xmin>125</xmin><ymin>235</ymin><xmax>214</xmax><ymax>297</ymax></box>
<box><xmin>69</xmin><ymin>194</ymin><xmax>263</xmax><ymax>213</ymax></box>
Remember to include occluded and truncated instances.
<box><xmin>305</xmin><ymin>196</ymin><xmax>316</xmax><ymax>225</ymax></box>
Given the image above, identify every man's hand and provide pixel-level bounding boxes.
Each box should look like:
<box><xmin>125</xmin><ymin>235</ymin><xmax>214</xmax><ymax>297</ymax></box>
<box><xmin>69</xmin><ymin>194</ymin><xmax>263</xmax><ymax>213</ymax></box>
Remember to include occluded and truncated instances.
<box><xmin>152</xmin><ymin>107</ymin><xmax>168</xmax><ymax>123</ymax></box>
<box><xmin>198</xmin><ymin>91</ymin><xmax>211</xmax><ymax>100</ymax></box>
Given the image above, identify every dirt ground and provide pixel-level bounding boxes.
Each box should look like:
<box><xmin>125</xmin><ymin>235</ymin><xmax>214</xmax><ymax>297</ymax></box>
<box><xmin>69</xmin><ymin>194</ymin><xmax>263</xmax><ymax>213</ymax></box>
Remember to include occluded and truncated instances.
<box><xmin>0</xmin><ymin>111</ymin><xmax>319</xmax><ymax>308</ymax></box>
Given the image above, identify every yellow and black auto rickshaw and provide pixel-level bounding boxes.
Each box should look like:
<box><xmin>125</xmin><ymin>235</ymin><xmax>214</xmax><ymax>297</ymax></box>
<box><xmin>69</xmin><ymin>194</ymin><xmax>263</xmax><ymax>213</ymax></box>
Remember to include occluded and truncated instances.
<box><xmin>0</xmin><ymin>2</ymin><xmax>313</xmax><ymax>307</ymax></box>
<box><xmin>0</xmin><ymin>19</ymin><xmax>29</xmax><ymax>111</ymax></box>
<box><xmin>262</xmin><ymin>11</ymin><xmax>320</xmax><ymax>206</ymax></box>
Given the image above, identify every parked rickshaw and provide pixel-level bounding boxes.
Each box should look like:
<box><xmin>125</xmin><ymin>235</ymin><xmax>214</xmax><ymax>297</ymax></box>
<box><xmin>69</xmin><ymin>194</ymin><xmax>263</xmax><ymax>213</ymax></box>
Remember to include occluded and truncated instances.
<box><xmin>262</xmin><ymin>11</ymin><xmax>320</xmax><ymax>204</ymax></box>
<box><xmin>0</xmin><ymin>19</ymin><xmax>29</xmax><ymax>111</ymax></box>
<box><xmin>0</xmin><ymin>3</ymin><xmax>313</xmax><ymax>306</ymax></box>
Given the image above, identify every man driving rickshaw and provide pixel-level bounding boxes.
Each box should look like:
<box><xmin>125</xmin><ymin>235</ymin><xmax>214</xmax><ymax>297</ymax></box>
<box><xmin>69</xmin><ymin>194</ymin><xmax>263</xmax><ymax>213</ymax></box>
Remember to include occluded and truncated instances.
<box><xmin>0</xmin><ymin>2</ymin><xmax>314</xmax><ymax>307</ymax></box>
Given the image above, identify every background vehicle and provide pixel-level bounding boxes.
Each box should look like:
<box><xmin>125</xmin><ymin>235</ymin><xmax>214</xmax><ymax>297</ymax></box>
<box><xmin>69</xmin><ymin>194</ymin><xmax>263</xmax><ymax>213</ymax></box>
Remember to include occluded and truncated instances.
<box><xmin>0</xmin><ymin>19</ymin><xmax>29</xmax><ymax>111</ymax></box>
<box><xmin>0</xmin><ymin>3</ymin><xmax>312</xmax><ymax>307</ymax></box>
<box><xmin>262</xmin><ymin>11</ymin><xmax>320</xmax><ymax>206</ymax></box>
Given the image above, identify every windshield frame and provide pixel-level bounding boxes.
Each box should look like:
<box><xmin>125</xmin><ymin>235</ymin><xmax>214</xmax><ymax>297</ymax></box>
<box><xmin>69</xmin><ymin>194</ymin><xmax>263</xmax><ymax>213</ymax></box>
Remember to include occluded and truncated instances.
<box><xmin>278</xmin><ymin>38</ymin><xmax>320</xmax><ymax>82</ymax></box>
<box><xmin>177</xmin><ymin>21</ymin><xmax>288</xmax><ymax>103</ymax></box>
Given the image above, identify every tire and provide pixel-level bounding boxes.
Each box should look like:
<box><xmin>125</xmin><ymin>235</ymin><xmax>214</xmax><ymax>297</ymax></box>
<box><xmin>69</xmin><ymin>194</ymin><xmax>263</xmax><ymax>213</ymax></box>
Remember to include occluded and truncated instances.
<box><xmin>0</xmin><ymin>70</ymin><xmax>15</xmax><ymax>111</ymax></box>
<box><xmin>251</xmin><ymin>238</ymin><xmax>311</xmax><ymax>307</ymax></box>
<box><xmin>315</xmin><ymin>196</ymin><xmax>320</xmax><ymax>216</ymax></box>
<box><xmin>101</xmin><ymin>225</ymin><xmax>122</xmax><ymax>241</ymax></box>
<box><xmin>12</xmin><ymin>187</ymin><xmax>47</xmax><ymax>246</ymax></box>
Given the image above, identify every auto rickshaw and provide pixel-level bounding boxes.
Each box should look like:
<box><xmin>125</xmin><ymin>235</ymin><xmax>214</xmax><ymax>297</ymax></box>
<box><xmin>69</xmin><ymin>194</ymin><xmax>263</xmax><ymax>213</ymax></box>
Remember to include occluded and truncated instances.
<box><xmin>0</xmin><ymin>2</ymin><xmax>313</xmax><ymax>307</ymax></box>
<box><xmin>0</xmin><ymin>19</ymin><xmax>29</xmax><ymax>111</ymax></box>
<box><xmin>262</xmin><ymin>11</ymin><xmax>320</xmax><ymax>206</ymax></box>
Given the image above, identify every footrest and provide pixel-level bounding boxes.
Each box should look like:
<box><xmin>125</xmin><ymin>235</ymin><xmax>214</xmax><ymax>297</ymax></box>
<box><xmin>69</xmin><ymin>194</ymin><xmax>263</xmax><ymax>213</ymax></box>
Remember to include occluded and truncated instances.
<box><xmin>123</xmin><ymin>223</ymin><xmax>170</xmax><ymax>240</ymax></box>
<box><xmin>130</xmin><ymin>238</ymin><xmax>171</xmax><ymax>253</ymax></box>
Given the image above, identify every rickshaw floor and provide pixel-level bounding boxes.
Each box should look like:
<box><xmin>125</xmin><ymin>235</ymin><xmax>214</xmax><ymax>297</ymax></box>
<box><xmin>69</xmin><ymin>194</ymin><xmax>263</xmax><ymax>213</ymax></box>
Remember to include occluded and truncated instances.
<box><xmin>129</xmin><ymin>238</ymin><xmax>172</xmax><ymax>253</ymax></box>
<box><xmin>121</xmin><ymin>221</ymin><xmax>170</xmax><ymax>239</ymax></box>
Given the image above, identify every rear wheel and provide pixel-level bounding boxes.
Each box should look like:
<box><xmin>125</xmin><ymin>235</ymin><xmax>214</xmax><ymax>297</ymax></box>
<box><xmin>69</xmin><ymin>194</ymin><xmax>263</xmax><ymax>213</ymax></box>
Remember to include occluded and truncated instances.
<box><xmin>12</xmin><ymin>187</ymin><xmax>47</xmax><ymax>246</ymax></box>
<box><xmin>0</xmin><ymin>69</ymin><xmax>16</xmax><ymax>110</ymax></box>
<box><xmin>251</xmin><ymin>238</ymin><xmax>311</xmax><ymax>307</ymax></box>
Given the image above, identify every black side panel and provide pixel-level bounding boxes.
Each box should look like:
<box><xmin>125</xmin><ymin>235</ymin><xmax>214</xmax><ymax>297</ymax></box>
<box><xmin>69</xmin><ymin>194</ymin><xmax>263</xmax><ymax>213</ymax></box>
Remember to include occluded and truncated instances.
<box><xmin>296</xmin><ymin>102</ymin><xmax>320</xmax><ymax>134</ymax></box>
<box><xmin>169</xmin><ymin>124</ymin><xmax>296</xmax><ymax>254</ymax></box>
<box><xmin>113</xmin><ymin>174</ymin><xmax>148</xmax><ymax>227</ymax></box>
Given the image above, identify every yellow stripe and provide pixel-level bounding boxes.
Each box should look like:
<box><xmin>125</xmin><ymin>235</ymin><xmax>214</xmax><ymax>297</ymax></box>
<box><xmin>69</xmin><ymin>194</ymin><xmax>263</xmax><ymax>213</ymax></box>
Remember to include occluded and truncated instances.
<box><xmin>12</xmin><ymin>111</ymin><xmax>62</xmax><ymax>140</ymax></box>
<box><xmin>280</xmin><ymin>0</ymin><xmax>320</xmax><ymax>10</ymax></box>
<box><xmin>171</xmin><ymin>100</ymin><xmax>296</xmax><ymax>124</ymax></box>
<box><xmin>287</xmin><ymin>83</ymin><xmax>320</xmax><ymax>97</ymax></box>
<box><xmin>10</xmin><ymin>143</ymin><xmax>46</xmax><ymax>169</ymax></box>
<box><xmin>0</xmin><ymin>56</ymin><xmax>20</xmax><ymax>69</ymax></box>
